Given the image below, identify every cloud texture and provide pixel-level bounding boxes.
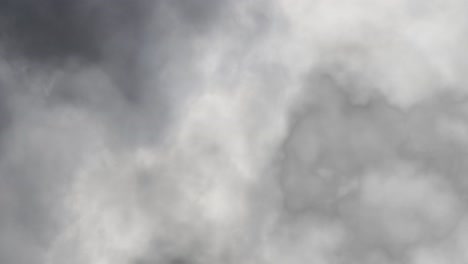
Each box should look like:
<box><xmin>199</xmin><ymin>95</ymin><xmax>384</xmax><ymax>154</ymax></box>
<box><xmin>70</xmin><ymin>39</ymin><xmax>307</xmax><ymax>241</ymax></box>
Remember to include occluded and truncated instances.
<box><xmin>1</xmin><ymin>0</ymin><xmax>468</xmax><ymax>263</ymax></box>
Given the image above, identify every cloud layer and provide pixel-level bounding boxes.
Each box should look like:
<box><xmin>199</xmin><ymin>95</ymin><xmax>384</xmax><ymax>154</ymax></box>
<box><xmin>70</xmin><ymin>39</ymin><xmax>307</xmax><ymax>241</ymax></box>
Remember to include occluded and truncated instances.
<box><xmin>1</xmin><ymin>0</ymin><xmax>468</xmax><ymax>264</ymax></box>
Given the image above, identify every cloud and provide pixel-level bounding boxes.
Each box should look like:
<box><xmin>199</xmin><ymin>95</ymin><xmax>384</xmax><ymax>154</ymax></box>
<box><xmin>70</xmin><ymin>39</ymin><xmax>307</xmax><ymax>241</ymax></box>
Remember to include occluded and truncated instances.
<box><xmin>1</xmin><ymin>0</ymin><xmax>468</xmax><ymax>264</ymax></box>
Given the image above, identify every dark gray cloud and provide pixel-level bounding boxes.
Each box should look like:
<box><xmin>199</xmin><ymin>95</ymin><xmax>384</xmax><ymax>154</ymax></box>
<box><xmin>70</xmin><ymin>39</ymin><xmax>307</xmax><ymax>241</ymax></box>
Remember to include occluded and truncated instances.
<box><xmin>0</xmin><ymin>0</ymin><xmax>152</xmax><ymax>62</ymax></box>
<box><xmin>0</xmin><ymin>1</ymin><xmax>231</xmax><ymax>263</ymax></box>
<box><xmin>0</xmin><ymin>0</ymin><xmax>154</xmax><ymax>104</ymax></box>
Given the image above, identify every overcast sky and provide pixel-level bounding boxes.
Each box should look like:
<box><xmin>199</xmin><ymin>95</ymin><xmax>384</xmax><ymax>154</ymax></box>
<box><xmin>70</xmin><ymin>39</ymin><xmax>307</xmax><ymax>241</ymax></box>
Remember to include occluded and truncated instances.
<box><xmin>1</xmin><ymin>0</ymin><xmax>468</xmax><ymax>263</ymax></box>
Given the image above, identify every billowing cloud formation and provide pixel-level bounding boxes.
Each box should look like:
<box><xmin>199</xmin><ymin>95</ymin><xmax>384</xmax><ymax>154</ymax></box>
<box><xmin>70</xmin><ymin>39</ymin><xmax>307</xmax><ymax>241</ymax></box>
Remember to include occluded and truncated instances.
<box><xmin>1</xmin><ymin>0</ymin><xmax>468</xmax><ymax>263</ymax></box>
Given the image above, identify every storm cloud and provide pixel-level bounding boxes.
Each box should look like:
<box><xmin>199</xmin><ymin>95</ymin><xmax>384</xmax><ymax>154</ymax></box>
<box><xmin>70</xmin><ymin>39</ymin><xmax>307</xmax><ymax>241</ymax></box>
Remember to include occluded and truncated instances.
<box><xmin>1</xmin><ymin>0</ymin><xmax>468</xmax><ymax>264</ymax></box>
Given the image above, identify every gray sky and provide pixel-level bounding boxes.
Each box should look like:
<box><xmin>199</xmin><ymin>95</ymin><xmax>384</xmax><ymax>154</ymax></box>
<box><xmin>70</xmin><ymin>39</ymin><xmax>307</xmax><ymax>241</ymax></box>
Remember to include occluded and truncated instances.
<box><xmin>1</xmin><ymin>0</ymin><xmax>468</xmax><ymax>263</ymax></box>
